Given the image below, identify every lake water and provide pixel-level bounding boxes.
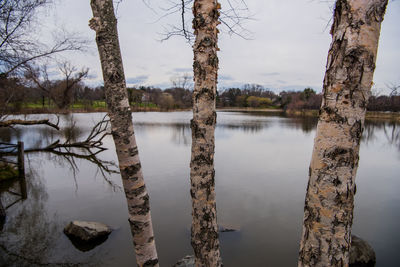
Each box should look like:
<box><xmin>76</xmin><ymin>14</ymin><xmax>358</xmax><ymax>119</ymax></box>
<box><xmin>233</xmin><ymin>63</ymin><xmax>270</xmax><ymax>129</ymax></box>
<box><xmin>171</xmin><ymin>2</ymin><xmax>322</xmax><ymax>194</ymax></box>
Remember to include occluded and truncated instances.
<box><xmin>0</xmin><ymin>111</ymin><xmax>399</xmax><ymax>266</ymax></box>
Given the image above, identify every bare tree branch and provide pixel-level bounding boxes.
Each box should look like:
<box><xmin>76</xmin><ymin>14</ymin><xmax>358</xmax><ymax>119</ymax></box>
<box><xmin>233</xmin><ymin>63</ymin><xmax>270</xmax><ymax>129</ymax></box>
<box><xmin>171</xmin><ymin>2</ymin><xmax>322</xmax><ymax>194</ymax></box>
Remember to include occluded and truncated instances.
<box><xmin>24</xmin><ymin>115</ymin><xmax>110</xmax><ymax>153</ymax></box>
<box><xmin>154</xmin><ymin>0</ymin><xmax>253</xmax><ymax>43</ymax></box>
<box><xmin>386</xmin><ymin>83</ymin><xmax>399</xmax><ymax>96</ymax></box>
<box><xmin>24</xmin><ymin>61</ymin><xmax>89</xmax><ymax>109</ymax></box>
<box><xmin>0</xmin><ymin>0</ymin><xmax>89</xmax><ymax>76</ymax></box>
<box><xmin>0</xmin><ymin>118</ymin><xmax>59</xmax><ymax>130</ymax></box>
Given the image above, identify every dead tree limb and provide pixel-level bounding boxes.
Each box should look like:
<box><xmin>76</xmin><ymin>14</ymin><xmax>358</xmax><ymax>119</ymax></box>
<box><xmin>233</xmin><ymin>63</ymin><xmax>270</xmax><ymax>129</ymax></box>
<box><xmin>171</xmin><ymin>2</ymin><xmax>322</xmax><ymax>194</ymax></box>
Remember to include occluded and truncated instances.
<box><xmin>24</xmin><ymin>115</ymin><xmax>110</xmax><ymax>154</ymax></box>
<box><xmin>0</xmin><ymin>118</ymin><xmax>60</xmax><ymax>130</ymax></box>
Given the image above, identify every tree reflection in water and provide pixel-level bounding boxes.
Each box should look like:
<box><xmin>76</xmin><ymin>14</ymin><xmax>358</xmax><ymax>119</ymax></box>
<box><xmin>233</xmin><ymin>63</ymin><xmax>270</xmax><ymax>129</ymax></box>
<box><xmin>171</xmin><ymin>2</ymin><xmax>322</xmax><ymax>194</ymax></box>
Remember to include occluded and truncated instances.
<box><xmin>0</xmin><ymin>112</ymin><xmax>399</xmax><ymax>266</ymax></box>
<box><xmin>363</xmin><ymin>120</ymin><xmax>400</xmax><ymax>152</ymax></box>
<box><xmin>0</xmin><ymin>152</ymin><xmax>117</xmax><ymax>266</ymax></box>
<box><xmin>0</xmin><ymin>169</ymin><xmax>90</xmax><ymax>266</ymax></box>
<box><xmin>0</xmin><ymin>115</ymin><xmax>119</xmax><ymax>266</ymax></box>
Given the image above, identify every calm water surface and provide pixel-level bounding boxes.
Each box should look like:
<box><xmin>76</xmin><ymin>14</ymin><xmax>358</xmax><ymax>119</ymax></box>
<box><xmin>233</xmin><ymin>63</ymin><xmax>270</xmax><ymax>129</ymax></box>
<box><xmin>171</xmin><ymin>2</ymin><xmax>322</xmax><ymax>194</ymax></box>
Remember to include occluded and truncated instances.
<box><xmin>0</xmin><ymin>111</ymin><xmax>399</xmax><ymax>266</ymax></box>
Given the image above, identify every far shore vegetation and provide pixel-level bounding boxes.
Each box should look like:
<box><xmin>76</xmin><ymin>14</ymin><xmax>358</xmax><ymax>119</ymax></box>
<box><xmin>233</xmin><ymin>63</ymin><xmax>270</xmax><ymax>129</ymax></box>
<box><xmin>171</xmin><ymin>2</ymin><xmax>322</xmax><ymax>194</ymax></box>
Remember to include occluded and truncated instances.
<box><xmin>2</xmin><ymin>79</ymin><xmax>399</xmax><ymax>120</ymax></box>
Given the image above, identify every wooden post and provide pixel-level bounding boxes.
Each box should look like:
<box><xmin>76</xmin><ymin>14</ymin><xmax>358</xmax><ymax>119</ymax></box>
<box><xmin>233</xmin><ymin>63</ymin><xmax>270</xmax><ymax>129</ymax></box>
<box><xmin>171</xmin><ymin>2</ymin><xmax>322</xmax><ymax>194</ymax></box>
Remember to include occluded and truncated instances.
<box><xmin>17</xmin><ymin>141</ymin><xmax>27</xmax><ymax>199</ymax></box>
<box><xmin>0</xmin><ymin>198</ymin><xmax>5</xmax><ymax>223</ymax></box>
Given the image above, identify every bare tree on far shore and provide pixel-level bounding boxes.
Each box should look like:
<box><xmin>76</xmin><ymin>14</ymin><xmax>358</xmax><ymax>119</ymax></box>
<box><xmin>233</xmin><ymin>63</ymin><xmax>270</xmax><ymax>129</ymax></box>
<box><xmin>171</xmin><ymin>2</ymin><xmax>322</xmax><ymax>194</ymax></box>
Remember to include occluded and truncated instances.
<box><xmin>25</xmin><ymin>62</ymin><xmax>89</xmax><ymax>110</ymax></box>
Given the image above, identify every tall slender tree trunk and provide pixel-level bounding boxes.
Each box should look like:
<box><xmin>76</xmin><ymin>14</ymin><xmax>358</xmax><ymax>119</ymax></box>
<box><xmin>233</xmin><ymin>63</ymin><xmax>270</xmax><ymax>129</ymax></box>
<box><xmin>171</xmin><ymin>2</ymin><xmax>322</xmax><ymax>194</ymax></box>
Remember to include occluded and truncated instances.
<box><xmin>190</xmin><ymin>1</ymin><xmax>222</xmax><ymax>266</ymax></box>
<box><xmin>89</xmin><ymin>1</ymin><xmax>159</xmax><ymax>266</ymax></box>
<box><xmin>298</xmin><ymin>1</ymin><xmax>388</xmax><ymax>266</ymax></box>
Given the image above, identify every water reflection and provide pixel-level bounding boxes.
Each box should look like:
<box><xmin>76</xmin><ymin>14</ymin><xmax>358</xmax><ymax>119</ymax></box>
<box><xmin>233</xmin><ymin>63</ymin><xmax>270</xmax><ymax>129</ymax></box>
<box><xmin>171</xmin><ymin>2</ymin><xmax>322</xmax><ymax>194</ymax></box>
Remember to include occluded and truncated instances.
<box><xmin>363</xmin><ymin>120</ymin><xmax>400</xmax><ymax>150</ymax></box>
<box><xmin>60</xmin><ymin>114</ymin><xmax>84</xmax><ymax>144</ymax></box>
<box><xmin>135</xmin><ymin>120</ymin><xmax>267</xmax><ymax>146</ymax></box>
<box><xmin>285</xmin><ymin>116</ymin><xmax>318</xmax><ymax>133</ymax></box>
<box><xmin>0</xmin><ymin>158</ymin><xmax>120</xmax><ymax>266</ymax></box>
<box><xmin>172</xmin><ymin>124</ymin><xmax>190</xmax><ymax>146</ymax></box>
<box><xmin>0</xmin><ymin>112</ymin><xmax>399</xmax><ymax>266</ymax></box>
<box><xmin>134</xmin><ymin>113</ymin><xmax>400</xmax><ymax>152</ymax></box>
<box><xmin>0</xmin><ymin>169</ymin><xmax>87</xmax><ymax>266</ymax></box>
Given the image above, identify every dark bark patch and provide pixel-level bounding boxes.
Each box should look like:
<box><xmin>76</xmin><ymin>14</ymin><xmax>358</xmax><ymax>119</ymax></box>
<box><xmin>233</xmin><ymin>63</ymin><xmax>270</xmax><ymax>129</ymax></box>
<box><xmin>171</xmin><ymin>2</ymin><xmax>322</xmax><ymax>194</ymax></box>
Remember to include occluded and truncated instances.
<box><xmin>191</xmin><ymin>119</ymin><xmax>205</xmax><ymax>139</ymax></box>
<box><xmin>324</xmin><ymin>147</ymin><xmax>356</xmax><ymax>168</ymax></box>
<box><xmin>320</xmin><ymin>106</ymin><xmax>347</xmax><ymax>123</ymax></box>
<box><xmin>343</xmin><ymin>48</ymin><xmax>364</xmax><ymax>67</ymax></box>
<box><xmin>209</xmin><ymin>9</ymin><xmax>220</xmax><ymax>20</ymax></box>
<box><xmin>198</xmin><ymin>37</ymin><xmax>215</xmax><ymax>48</ymax></box>
<box><xmin>366</xmin><ymin>1</ymin><xmax>388</xmax><ymax>23</ymax></box>
<box><xmin>193</xmin><ymin>60</ymin><xmax>206</xmax><ymax>81</ymax></box>
<box><xmin>205</xmin><ymin>111</ymin><xmax>217</xmax><ymax>126</ymax></box>
<box><xmin>131</xmin><ymin>185</ymin><xmax>146</xmax><ymax>196</ymax></box>
<box><xmin>128</xmin><ymin>147</ymin><xmax>139</xmax><ymax>157</ymax></box>
<box><xmin>121</xmin><ymin>163</ymin><xmax>141</xmax><ymax>180</ymax></box>
<box><xmin>208</xmin><ymin>54</ymin><xmax>219</xmax><ymax>68</ymax></box>
<box><xmin>129</xmin><ymin>219</ymin><xmax>145</xmax><ymax>234</ymax></box>
<box><xmin>333</xmin><ymin>176</ymin><xmax>342</xmax><ymax>186</ymax></box>
<box><xmin>350</xmin><ymin>120</ymin><xmax>362</xmax><ymax>140</ymax></box>
<box><xmin>330</xmin><ymin>0</ymin><xmax>349</xmax><ymax>36</ymax></box>
<box><xmin>194</xmin><ymin>87</ymin><xmax>214</xmax><ymax>102</ymax></box>
<box><xmin>129</xmin><ymin>194</ymin><xmax>150</xmax><ymax>216</ymax></box>
<box><xmin>192</xmin><ymin>153</ymin><xmax>213</xmax><ymax>166</ymax></box>
<box><xmin>143</xmin><ymin>259</ymin><xmax>159</xmax><ymax>267</ymax></box>
<box><xmin>192</xmin><ymin>14</ymin><xmax>206</xmax><ymax>30</ymax></box>
<box><xmin>107</xmin><ymin>70</ymin><xmax>122</xmax><ymax>84</ymax></box>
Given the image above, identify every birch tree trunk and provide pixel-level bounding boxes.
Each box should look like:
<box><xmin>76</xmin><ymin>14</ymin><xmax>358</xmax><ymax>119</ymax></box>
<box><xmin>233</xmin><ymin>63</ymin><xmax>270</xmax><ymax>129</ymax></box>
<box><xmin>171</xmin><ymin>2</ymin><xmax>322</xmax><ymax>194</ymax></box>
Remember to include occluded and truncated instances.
<box><xmin>190</xmin><ymin>1</ymin><xmax>222</xmax><ymax>266</ymax></box>
<box><xmin>298</xmin><ymin>1</ymin><xmax>388</xmax><ymax>266</ymax></box>
<box><xmin>89</xmin><ymin>1</ymin><xmax>159</xmax><ymax>266</ymax></box>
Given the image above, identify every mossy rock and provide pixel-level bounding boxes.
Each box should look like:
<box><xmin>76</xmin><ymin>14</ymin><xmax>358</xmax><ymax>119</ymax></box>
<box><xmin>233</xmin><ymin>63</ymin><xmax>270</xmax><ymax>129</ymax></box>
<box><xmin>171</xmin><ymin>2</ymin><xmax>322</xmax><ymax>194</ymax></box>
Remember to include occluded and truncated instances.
<box><xmin>0</xmin><ymin>163</ymin><xmax>19</xmax><ymax>181</ymax></box>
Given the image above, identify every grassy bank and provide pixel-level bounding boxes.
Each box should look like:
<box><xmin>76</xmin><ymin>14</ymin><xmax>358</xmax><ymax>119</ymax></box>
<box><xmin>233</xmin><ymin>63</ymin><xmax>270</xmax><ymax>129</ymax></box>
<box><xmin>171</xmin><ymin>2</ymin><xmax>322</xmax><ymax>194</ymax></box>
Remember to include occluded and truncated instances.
<box><xmin>217</xmin><ymin>107</ymin><xmax>283</xmax><ymax>113</ymax></box>
<box><xmin>5</xmin><ymin>102</ymin><xmax>190</xmax><ymax>114</ymax></box>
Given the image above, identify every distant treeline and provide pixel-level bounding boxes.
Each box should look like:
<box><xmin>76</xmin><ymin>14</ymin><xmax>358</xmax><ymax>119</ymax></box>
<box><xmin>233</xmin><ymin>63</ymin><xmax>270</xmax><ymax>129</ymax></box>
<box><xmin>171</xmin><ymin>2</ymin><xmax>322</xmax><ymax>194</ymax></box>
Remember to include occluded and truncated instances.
<box><xmin>1</xmin><ymin>77</ymin><xmax>399</xmax><ymax>112</ymax></box>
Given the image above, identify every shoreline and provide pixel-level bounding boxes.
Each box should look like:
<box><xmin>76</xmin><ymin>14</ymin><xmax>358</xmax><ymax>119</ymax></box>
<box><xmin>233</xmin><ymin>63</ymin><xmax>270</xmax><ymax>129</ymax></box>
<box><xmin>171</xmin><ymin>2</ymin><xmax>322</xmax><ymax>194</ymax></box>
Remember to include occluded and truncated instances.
<box><xmin>3</xmin><ymin>107</ymin><xmax>400</xmax><ymax>121</ymax></box>
<box><xmin>284</xmin><ymin>109</ymin><xmax>400</xmax><ymax>121</ymax></box>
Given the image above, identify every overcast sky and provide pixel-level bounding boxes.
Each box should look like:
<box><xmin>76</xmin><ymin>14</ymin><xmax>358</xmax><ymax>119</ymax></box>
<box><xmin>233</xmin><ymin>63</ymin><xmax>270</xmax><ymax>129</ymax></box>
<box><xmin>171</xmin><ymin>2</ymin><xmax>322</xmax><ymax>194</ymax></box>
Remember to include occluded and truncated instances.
<box><xmin>41</xmin><ymin>0</ymin><xmax>399</xmax><ymax>94</ymax></box>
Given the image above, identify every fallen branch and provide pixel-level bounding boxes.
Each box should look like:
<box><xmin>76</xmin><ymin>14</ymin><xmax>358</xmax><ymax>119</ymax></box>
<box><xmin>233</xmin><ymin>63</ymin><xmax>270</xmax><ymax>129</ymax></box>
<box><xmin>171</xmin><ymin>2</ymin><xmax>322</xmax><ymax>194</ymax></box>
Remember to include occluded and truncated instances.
<box><xmin>22</xmin><ymin>115</ymin><xmax>120</xmax><ymax>189</ymax></box>
<box><xmin>24</xmin><ymin>115</ymin><xmax>109</xmax><ymax>153</ymax></box>
<box><xmin>0</xmin><ymin>119</ymin><xmax>60</xmax><ymax>130</ymax></box>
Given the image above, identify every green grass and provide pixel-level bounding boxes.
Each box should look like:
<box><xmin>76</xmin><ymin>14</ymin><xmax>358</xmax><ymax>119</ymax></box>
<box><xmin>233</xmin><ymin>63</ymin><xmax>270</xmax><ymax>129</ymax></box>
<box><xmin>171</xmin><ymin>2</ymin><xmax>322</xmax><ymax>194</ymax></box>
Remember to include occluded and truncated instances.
<box><xmin>23</xmin><ymin>102</ymin><xmax>50</xmax><ymax>108</ymax></box>
<box><xmin>71</xmin><ymin>101</ymin><xmax>107</xmax><ymax>109</ymax></box>
<box><xmin>11</xmin><ymin>101</ymin><xmax>108</xmax><ymax>110</ymax></box>
<box><xmin>8</xmin><ymin>100</ymin><xmax>164</xmax><ymax>111</ymax></box>
<box><xmin>92</xmin><ymin>101</ymin><xmax>107</xmax><ymax>108</ymax></box>
<box><xmin>130</xmin><ymin>102</ymin><xmax>158</xmax><ymax>108</ymax></box>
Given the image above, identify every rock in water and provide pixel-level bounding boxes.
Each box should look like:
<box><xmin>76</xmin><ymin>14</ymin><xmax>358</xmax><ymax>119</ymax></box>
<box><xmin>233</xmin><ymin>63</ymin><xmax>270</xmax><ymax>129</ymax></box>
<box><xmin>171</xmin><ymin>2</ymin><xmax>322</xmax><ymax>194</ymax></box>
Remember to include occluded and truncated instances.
<box><xmin>173</xmin><ymin>255</ymin><xmax>195</xmax><ymax>267</ymax></box>
<box><xmin>64</xmin><ymin>221</ymin><xmax>112</xmax><ymax>241</ymax></box>
<box><xmin>218</xmin><ymin>223</ymin><xmax>240</xmax><ymax>233</ymax></box>
<box><xmin>350</xmin><ymin>235</ymin><xmax>376</xmax><ymax>267</ymax></box>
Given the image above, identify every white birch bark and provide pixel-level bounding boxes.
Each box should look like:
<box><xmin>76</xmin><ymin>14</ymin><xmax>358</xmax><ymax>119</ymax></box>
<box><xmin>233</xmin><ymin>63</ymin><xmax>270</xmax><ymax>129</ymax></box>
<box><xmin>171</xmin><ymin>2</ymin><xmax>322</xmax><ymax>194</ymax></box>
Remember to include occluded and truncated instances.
<box><xmin>89</xmin><ymin>1</ymin><xmax>159</xmax><ymax>266</ymax></box>
<box><xmin>298</xmin><ymin>1</ymin><xmax>388</xmax><ymax>266</ymax></box>
<box><xmin>190</xmin><ymin>1</ymin><xmax>222</xmax><ymax>266</ymax></box>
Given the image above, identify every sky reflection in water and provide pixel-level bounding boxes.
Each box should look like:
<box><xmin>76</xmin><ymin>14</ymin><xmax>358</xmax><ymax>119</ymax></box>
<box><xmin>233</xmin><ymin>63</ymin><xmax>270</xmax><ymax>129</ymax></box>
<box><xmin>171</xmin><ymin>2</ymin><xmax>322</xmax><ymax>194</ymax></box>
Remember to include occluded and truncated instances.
<box><xmin>0</xmin><ymin>111</ymin><xmax>399</xmax><ymax>266</ymax></box>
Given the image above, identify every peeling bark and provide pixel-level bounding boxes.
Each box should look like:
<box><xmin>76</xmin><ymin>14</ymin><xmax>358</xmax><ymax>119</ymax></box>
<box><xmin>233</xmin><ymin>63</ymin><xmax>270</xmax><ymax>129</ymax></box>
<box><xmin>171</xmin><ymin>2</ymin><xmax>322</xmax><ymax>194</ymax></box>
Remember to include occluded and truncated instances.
<box><xmin>298</xmin><ymin>1</ymin><xmax>388</xmax><ymax>266</ymax></box>
<box><xmin>89</xmin><ymin>1</ymin><xmax>159</xmax><ymax>266</ymax></box>
<box><xmin>190</xmin><ymin>1</ymin><xmax>222</xmax><ymax>266</ymax></box>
